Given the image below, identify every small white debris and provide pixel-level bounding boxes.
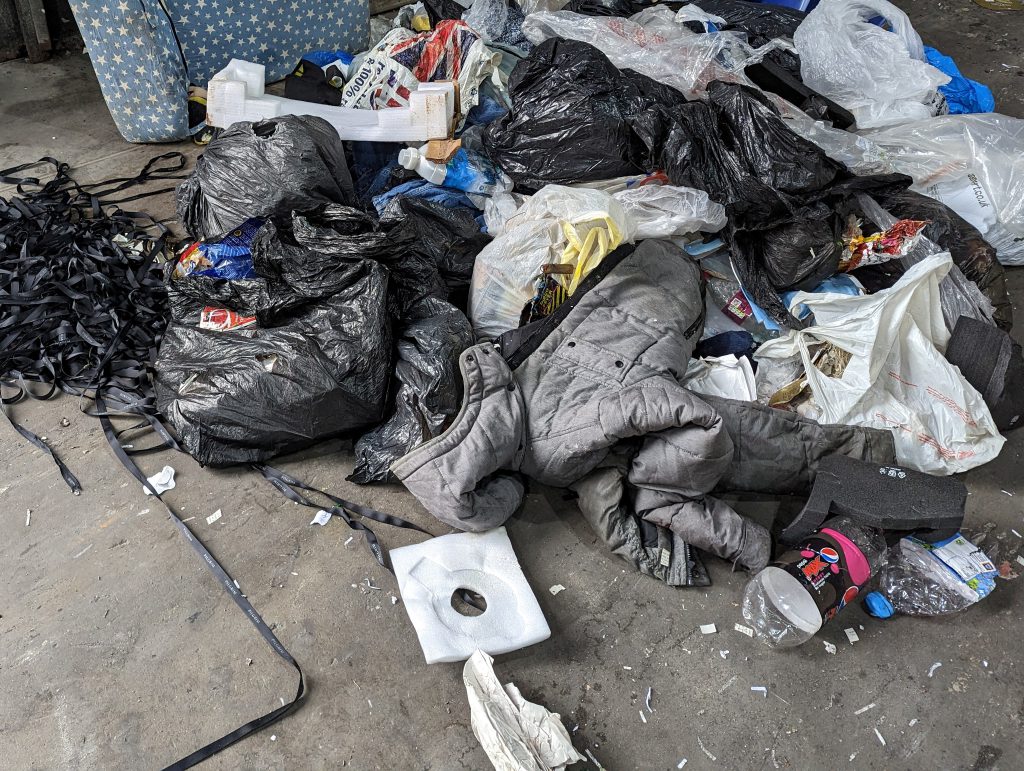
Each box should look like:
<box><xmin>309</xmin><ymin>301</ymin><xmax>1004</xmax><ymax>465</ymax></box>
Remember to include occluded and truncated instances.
<box><xmin>368</xmin><ymin>699</ymin><xmax>372</xmax><ymax>709</ymax></box>
<box><xmin>1012</xmin><ymin>530</ymin><xmax>1022</xmax><ymax>538</ymax></box>
<box><xmin>909</xmin><ymin>719</ymin><xmax>918</xmax><ymax>727</ymax></box>
<box><xmin>751</xmin><ymin>686</ymin><xmax>767</xmax><ymax>697</ymax></box>
<box><xmin>143</xmin><ymin>465</ymin><xmax>176</xmax><ymax>496</ymax></box>
<box><xmin>983</xmin><ymin>660</ymin><xmax>989</xmax><ymax>668</ymax></box>
<box><xmin>718</xmin><ymin>674</ymin><xmax>738</xmax><ymax>694</ymax></box>
<box><xmin>1017</xmin><ymin>554</ymin><xmax>1024</xmax><ymax>568</ymax></box>
<box><xmin>344</xmin><ymin>536</ymin><xmax>354</xmax><ymax>547</ymax></box>
<box><xmin>1001</xmin><ymin>490</ymin><xmax>1014</xmax><ymax>497</ymax></box>
<box><xmin>639</xmin><ymin>710</ymin><xmax>647</xmax><ymax>724</ymax></box>
<box><xmin>700</xmin><ymin>624</ymin><xmax>717</xmax><ymax>635</ymax></box>
<box><xmin>734</xmin><ymin>623</ymin><xmax>754</xmax><ymax>637</ymax></box>
<box><xmin>645</xmin><ymin>686</ymin><xmax>654</xmax><ymax>712</ymax></box>
<box><xmin>844</xmin><ymin>628</ymin><xmax>860</xmax><ymax>644</ymax></box>
<box><xmin>823</xmin><ymin>641</ymin><xmax>837</xmax><ymax>655</ymax></box>
<box><xmin>585</xmin><ymin>748</ymin><xmax>604</xmax><ymax>769</ymax></box>
<box><xmin>391</xmin><ymin>596</ymin><xmax>398</xmax><ymax>605</ymax></box>
<box><xmin>73</xmin><ymin>544</ymin><xmax>93</xmax><ymax>559</ymax></box>
<box><xmin>677</xmin><ymin>760</ymin><xmax>688</xmax><ymax>769</ymax></box>
<box><xmin>697</xmin><ymin>736</ymin><xmax>717</xmax><ymax>762</ymax></box>
<box><xmin>623</xmin><ymin>665</ymin><xmax>632</xmax><ymax>671</ymax></box>
<box><xmin>25</xmin><ymin>509</ymin><xmax>31</xmax><ymax>527</ymax></box>
<box><xmin>291</xmin><ymin>572</ymin><xmax>298</xmax><ymax>576</ymax></box>
<box><xmin>135</xmin><ymin>508</ymin><xmax>150</xmax><ymax>517</ymax></box>
<box><xmin>854</xmin><ymin>703</ymin><xmax>876</xmax><ymax>715</ymax></box>
<box><xmin>363</xmin><ymin>578</ymin><xmax>381</xmax><ymax>591</ymax></box>
<box><xmin>279</xmin><ymin>697</ymin><xmax>285</xmax><ymax>706</ymax></box>
<box><xmin>549</xmin><ymin>584</ymin><xmax>566</xmax><ymax>595</ymax></box>
<box><xmin>719</xmin><ymin>650</ymin><xmax>729</xmax><ymax>659</ymax></box>
<box><xmin>310</xmin><ymin>510</ymin><xmax>331</xmax><ymax>526</ymax></box>
<box><xmin>928</xmin><ymin>662</ymin><xmax>942</xmax><ymax>678</ymax></box>
<box><xmin>874</xmin><ymin>728</ymin><xmax>886</xmax><ymax>746</ymax></box>
<box><xmin>206</xmin><ymin>509</ymin><xmax>222</xmax><ymax>525</ymax></box>
<box><xmin>849</xmin><ymin>752</ymin><xmax>858</xmax><ymax>762</ymax></box>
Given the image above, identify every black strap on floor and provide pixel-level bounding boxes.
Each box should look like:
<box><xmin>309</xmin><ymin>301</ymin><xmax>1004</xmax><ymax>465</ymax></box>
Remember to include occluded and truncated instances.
<box><xmin>254</xmin><ymin>463</ymin><xmax>432</xmax><ymax>572</ymax></box>
<box><xmin>95</xmin><ymin>394</ymin><xmax>306</xmax><ymax>770</ymax></box>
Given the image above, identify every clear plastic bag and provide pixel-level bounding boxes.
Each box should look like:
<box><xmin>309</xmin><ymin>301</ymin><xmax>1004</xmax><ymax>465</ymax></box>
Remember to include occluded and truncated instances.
<box><xmin>857</xmin><ymin>195</ymin><xmax>996</xmax><ymax>331</ymax></box>
<box><xmin>613</xmin><ymin>184</ymin><xmax>727</xmax><ymax>239</ymax></box>
<box><xmin>793</xmin><ymin>0</ymin><xmax>949</xmax><ymax>129</ymax></box>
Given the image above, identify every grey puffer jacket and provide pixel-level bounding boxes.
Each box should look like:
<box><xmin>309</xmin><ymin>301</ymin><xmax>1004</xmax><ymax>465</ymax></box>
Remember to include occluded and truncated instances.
<box><xmin>393</xmin><ymin>240</ymin><xmax>773</xmax><ymax>573</ymax></box>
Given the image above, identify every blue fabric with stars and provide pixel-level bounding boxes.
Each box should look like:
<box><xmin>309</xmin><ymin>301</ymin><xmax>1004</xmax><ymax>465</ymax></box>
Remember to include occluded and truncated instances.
<box><xmin>70</xmin><ymin>0</ymin><xmax>368</xmax><ymax>143</ymax></box>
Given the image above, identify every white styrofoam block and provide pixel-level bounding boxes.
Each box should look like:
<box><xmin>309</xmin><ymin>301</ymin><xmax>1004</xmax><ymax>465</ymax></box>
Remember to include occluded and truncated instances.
<box><xmin>392</xmin><ymin>527</ymin><xmax>551</xmax><ymax>665</ymax></box>
<box><xmin>206</xmin><ymin>59</ymin><xmax>455</xmax><ymax>142</ymax></box>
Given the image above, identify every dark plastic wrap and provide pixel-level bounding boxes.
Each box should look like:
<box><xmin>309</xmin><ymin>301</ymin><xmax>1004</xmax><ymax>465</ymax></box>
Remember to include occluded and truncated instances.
<box><xmin>661</xmin><ymin>81</ymin><xmax>909</xmax><ymax>327</ymax></box>
<box><xmin>155</xmin><ymin>217</ymin><xmax>392</xmax><ymax>466</ymax></box>
<box><xmin>480</xmin><ymin>38</ymin><xmax>681</xmax><ymax>191</ymax></box>
<box><xmin>869</xmin><ymin>189</ymin><xmax>1013</xmax><ymax>331</ymax></box>
<box><xmin>176</xmin><ymin>115</ymin><xmax>356</xmax><ymax>240</ymax></box>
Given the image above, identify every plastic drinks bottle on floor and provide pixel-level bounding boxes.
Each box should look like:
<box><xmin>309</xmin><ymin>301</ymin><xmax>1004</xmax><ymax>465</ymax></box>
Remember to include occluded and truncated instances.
<box><xmin>742</xmin><ymin>516</ymin><xmax>886</xmax><ymax>647</ymax></box>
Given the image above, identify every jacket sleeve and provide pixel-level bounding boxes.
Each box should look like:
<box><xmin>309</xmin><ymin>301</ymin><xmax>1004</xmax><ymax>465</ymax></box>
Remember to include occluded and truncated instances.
<box><xmin>391</xmin><ymin>344</ymin><xmax>526</xmax><ymax>532</ymax></box>
<box><xmin>598</xmin><ymin>384</ymin><xmax>773</xmax><ymax>571</ymax></box>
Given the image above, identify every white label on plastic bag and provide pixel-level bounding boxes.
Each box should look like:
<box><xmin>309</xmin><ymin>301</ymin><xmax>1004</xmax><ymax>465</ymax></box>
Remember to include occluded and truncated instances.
<box><xmin>923</xmin><ymin>173</ymin><xmax>998</xmax><ymax>235</ymax></box>
<box><xmin>932</xmin><ymin>536</ymin><xmax>996</xmax><ymax>581</ymax></box>
<box><xmin>206</xmin><ymin>509</ymin><xmax>222</xmax><ymax>525</ymax></box>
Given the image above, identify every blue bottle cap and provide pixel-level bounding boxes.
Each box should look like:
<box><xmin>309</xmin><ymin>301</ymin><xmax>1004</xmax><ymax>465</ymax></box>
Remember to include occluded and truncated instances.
<box><xmin>864</xmin><ymin>591</ymin><xmax>895</xmax><ymax>619</ymax></box>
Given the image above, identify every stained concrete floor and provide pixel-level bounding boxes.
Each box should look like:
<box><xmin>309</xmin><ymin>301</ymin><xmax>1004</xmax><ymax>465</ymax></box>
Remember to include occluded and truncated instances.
<box><xmin>2</xmin><ymin>7</ymin><xmax>1024</xmax><ymax>769</ymax></box>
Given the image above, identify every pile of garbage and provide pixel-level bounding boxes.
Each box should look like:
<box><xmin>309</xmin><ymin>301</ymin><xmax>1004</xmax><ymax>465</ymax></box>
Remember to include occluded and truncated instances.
<box><xmin>6</xmin><ymin>0</ymin><xmax>1024</xmax><ymax>765</ymax></box>
<box><xmin>163</xmin><ymin>0</ymin><xmax>1024</xmax><ymax>665</ymax></box>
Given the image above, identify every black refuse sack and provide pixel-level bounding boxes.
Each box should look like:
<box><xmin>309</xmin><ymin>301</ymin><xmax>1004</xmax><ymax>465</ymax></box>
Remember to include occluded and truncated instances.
<box><xmin>176</xmin><ymin>115</ymin><xmax>356</xmax><ymax>240</ymax></box>
<box><xmin>480</xmin><ymin>38</ymin><xmax>682</xmax><ymax>191</ymax></box>
<box><xmin>660</xmin><ymin>81</ymin><xmax>909</xmax><ymax>327</ymax></box>
<box><xmin>866</xmin><ymin>189</ymin><xmax>1013</xmax><ymax>331</ymax></box>
<box><xmin>155</xmin><ymin>215</ymin><xmax>393</xmax><ymax>466</ymax></box>
<box><xmin>259</xmin><ymin>201</ymin><xmax>480</xmax><ymax>484</ymax></box>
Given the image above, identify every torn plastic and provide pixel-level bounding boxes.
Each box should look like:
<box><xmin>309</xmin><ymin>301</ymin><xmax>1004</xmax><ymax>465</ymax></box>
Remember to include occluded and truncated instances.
<box><xmin>391</xmin><ymin>528</ymin><xmax>551</xmax><ymax>664</ymax></box>
<box><xmin>341</xmin><ymin>21</ymin><xmax>499</xmax><ymax>125</ymax></box>
<box><xmin>856</xmin><ymin>194</ymin><xmax>997</xmax><ymax>332</ymax></box>
<box><xmin>755</xmin><ymin>254</ymin><xmax>1005</xmax><ymax>475</ymax></box>
<box><xmin>176</xmin><ymin>115</ymin><xmax>356</xmax><ymax>240</ymax></box>
<box><xmin>206</xmin><ymin>59</ymin><xmax>456</xmax><ymax>142</ymax></box>
<box><xmin>464</xmin><ymin>650</ymin><xmax>585</xmax><ymax>771</ymax></box>
<box><xmin>868</xmin><ymin>534</ymin><xmax>997</xmax><ymax>617</ymax></box>
<box><xmin>793</xmin><ymin>0</ymin><xmax>949</xmax><ymax>129</ymax></box>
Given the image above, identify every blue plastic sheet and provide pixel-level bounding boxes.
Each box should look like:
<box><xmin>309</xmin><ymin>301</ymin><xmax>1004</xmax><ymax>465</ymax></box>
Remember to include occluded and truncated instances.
<box><xmin>925</xmin><ymin>46</ymin><xmax>995</xmax><ymax>115</ymax></box>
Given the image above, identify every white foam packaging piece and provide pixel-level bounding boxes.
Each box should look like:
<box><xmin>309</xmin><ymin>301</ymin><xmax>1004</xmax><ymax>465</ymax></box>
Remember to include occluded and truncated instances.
<box><xmin>206</xmin><ymin>59</ymin><xmax>456</xmax><ymax>142</ymax></box>
<box><xmin>392</xmin><ymin>527</ymin><xmax>551</xmax><ymax>664</ymax></box>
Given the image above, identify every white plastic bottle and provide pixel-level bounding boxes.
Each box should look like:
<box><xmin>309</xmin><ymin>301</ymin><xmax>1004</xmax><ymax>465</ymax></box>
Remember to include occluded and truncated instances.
<box><xmin>398</xmin><ymin>145</ymin><xmax>508</xmax><ymax>196</ymax></box>
<box><xmin>742</xmin><ymin>516</ymin><xmax>886</xmax><ymax>648</ymax></box>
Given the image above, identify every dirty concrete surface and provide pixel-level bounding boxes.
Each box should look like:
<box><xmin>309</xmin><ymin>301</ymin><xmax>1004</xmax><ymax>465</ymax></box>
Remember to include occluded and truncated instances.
<box><xmin>1</xmin><ymin>6</ymin><xmax>1023</xmax><ymax>768</ymax></box>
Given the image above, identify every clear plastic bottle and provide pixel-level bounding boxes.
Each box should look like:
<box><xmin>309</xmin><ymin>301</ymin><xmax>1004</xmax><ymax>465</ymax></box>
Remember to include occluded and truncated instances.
<box><xmin>864</xmin><ymin>534</ymin><xmax>997</xmax><ymax>619</ymax></box>
<box><xmin>742</xmin><ymin>516</ymin><xmax>886</xmax><ymax>648</ymax></box>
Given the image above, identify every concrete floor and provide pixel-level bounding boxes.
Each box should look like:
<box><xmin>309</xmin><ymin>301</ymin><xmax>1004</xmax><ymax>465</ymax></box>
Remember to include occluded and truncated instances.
<box><xmin>2</xmin><ymin>7</ymin><xmax>1024</xmax><ymax>768</ymax></box>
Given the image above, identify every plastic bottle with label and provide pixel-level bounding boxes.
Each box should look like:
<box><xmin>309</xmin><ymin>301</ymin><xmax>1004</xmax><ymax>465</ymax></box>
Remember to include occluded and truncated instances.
<box><xmin>863</xmin><ymin>534</ymin><xmax>997</xmax><ymax>619</ymax></box>
<box><xmin>742</xmin><ymin>515</ymin><xmax>886</xmax><ymax>648</ymax></box>
<box><xmin>398</xmin><ymin>145</ymin><xmax>507</xmax><ymax>197</ymax></box>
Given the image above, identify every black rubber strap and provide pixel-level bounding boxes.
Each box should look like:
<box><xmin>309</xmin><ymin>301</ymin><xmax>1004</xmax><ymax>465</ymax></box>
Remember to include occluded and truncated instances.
<box><xmin>253</xmin><ymin>463</ymin><xmax>433</xmax><ymax>572</ymax></box>
<box><xmin>95</xmin><ymin>393</ymin><xmax>306</xmax><ymax>770</ymax></box>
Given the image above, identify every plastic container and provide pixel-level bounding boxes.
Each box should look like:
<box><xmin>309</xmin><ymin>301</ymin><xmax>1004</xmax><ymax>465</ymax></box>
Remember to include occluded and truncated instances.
<box><xmin>398</xmin><ymin>145</ymin><xmax>508</xmax><ymax>196</ymax></box>
<box><xmin>742</xmin><ymin>515</ymin><xmax>886</xmax><ymax>647</ymax></box>
<box><xmin>865</xmin><ymin>533</ymin><xmax>997</xmax><ymax>618</ymax></box>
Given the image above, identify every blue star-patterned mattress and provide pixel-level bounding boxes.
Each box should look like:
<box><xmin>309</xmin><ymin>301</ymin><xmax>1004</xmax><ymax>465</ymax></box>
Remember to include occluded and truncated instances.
<box><xmin>69</xmin><ymin>0</ymin><xmax>368</xmax><ymax>142</ymax></box>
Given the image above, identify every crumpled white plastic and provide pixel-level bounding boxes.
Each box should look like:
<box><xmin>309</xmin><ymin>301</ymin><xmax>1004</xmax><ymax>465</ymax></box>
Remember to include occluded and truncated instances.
<box><xmin>755</xmin><ymin>254</ymin><xmax>1004</xmax><ymax>475</ymax></box>
<box><xmin>684</xmin><ymin>354</ymin><xmax>757</xmax><ymax>401</ymax></box>
<box><xmin>472</xmin><ymin>184</ymin><xmax>725</xmax><ymax>338</ymax></box>
<box><xmin>464</xmin><ymin>650</ymin><xmax>585</xmax><ymax>771</ymax></box>
<box><xmin>793</xmin><ymin>0</ymin><xmax>949</xmax><ymax>129</ymax></box>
